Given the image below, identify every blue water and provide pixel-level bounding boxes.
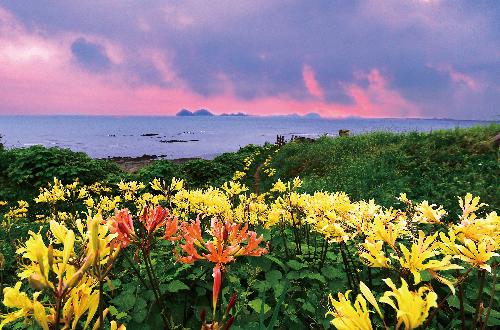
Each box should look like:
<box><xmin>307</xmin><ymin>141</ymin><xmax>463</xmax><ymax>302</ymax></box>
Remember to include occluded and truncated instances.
<box><xmin>0</xmin><ymin>116</ymin><xmax>494</xmax><ymax>159</ymax></box>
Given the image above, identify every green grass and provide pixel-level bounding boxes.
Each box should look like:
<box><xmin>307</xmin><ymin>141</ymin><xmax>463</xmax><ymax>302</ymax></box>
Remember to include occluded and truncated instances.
<box><xmin>267</xmin><ymin>124</ymin><xmax>499</xmax><ymax>216</ymax></box>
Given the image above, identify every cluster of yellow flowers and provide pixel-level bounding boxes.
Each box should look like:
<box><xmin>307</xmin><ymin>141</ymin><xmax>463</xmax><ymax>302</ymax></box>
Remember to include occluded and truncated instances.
<box><xmin>1</xmin><ymin>174</ymin><xmax>498</xmax><ymax>329</ymax></box>
<box><xmin>1</xmin><ymin>212</ymin><xmax>125</xmax><ymax>330</ymax></box>
<box><xmin>261</xmin><ymin>154</ymin><xmax>276</xmax><ymax>177</ymax></box>
<box><xmin>2</xmin><ymin>200</ymin><xmax>29</xmax><ymax>227</ymax></box>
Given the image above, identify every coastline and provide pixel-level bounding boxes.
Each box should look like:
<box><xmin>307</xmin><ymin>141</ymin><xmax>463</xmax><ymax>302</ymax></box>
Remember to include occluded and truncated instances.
<box><xmin>103</xmin><ymin>155</ymin><xmax>201</xmax><ymax>172</ymax></box>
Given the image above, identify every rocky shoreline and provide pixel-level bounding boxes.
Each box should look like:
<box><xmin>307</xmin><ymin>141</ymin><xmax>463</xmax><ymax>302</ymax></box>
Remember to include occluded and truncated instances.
<box><xmin>103</xmin><ymin>154</ymin><xmax>200</xmax><ymax>172</ymax></box>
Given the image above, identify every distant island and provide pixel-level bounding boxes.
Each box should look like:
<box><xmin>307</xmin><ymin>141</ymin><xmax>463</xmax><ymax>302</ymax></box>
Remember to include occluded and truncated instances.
<box><xmin>176</xmin><ymin>109</ymin><xmax>249</xmax><ymax>117</ymax></box>
<box><xmin>176</xmin><ymin>109</ymin><xmax>214</xmax><ymax>116</ymax></box>
<box><xmin>220</xmin><ymin>112</ymin><xmax>248</xmax><ymax>117</ymax></box>
<box><xmin>175</xmin><ymin>109</ymin><xmax>322</xmax><ymax>118</ymax></box>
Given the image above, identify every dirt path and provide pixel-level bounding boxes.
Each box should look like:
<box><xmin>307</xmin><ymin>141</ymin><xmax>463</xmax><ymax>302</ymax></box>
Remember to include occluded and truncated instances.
<box><xmin>253</xmin><ymin>163</ymin><xmax>264</xmax><ymax>195</ymax></box>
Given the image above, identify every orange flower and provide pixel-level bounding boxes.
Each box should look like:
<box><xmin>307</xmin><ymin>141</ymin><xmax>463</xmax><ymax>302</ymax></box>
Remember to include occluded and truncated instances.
<box><xmin>177</xmin><ymin>218</ymin><xmax>267</xmax><ymax>265</ymax></box>
<box><xmin>140</xmin><ymin>205</ymin><xmax>170</xmax><ymax>234</ymax></box>
<box><xmin>212</xmin><ymin>264</ymin><xmax>222</xmax><ymax>312</ymax></box>
<box><xmin>176</xmin><ymin>217</ymin><xmax>267</xmax><ymax>318</ymax></box>
<box><xmin>108</xmin><ymin>209</ymin><xmax>136</xmax><ymax>248</ymax></box>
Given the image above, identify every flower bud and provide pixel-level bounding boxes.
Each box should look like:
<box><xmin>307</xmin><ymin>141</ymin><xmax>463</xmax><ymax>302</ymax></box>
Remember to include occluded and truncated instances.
<box><xmin>66</xmin><ymin>270</ymin><xmax>83</xmax><ymax>289</ymax></box>
<box><xmin>200</xmin><ymin>308</ymin><xmax>206</xmax><ymax>323</ymax></box>
<box><xmin>47</xmin><ymin>245</ymin><xmax>54</xmax><ymax>270</ymax></box>
<box><xmin>225</xmin><ymin>292</ymin><xmax>237</xmax><ymax>315</ymax></box>
<box><xmin>223</xmin><ymin>316</ymin><xmax>234</xmax><ymax>330</ymax></box>
<box><xmin>29</xmin><ymin>273</ymin><xmax>48</xmax><ymax>290</ymax></box>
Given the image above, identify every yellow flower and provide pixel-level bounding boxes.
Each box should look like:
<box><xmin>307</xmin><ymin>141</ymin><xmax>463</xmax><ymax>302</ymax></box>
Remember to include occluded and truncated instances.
<box><xmin>326</xmin><ymin>281</ymin><xmax>382</xmax><ymax>330</ymax></box>
<box><xmin>292</xmin><ymin>177</ymin><xmax>303</xmax><ymax>189</ymax></box>
<box><xmin>397</xmin><ymin>193</ymin><xmax>410</xmax><ymax>204</ymax></box>
<box><xmin>50</xmin><ymin>220</ymin><xmax>69</xmax><ymax>244</ymax></box>
<box><xmin>62</xmin><ymin>280</ymin><xmax>99</xmax><ymax>330</ymax></box>
<box><xmin>270</xmin><ymin>179</ymin><xmax>287</xmax><ymax>193</ymax></box>
<box><xmin>150</xmin><ymin>178</ymin><xmax>163</xmax><ymax>191</ymax></box>
<box><xmin>369</xmin><ymin>212</ymin><xmax>407</xmax><ymax>248</ymax></box>
<box><xmin>454</xmin><ymin>238</ymin><xmax>498</xmax><ymax>272</ymax></box>
<box><xmin>170</xmin><ymin>177</ymin><xmax>184</xmax><ymax>191</ymax></box>
<box><xmin>4</xmin><ymin>200</ymin><xmax>29</xmax><ymax>220</ymax></box>
<box><xmin>397</xmin><ymin>231</ymin><xmax>462</xmax><ymax>285</ymax></box>
<box><xmin>459</xmin><ymin>193</ymin><xmax>486</xmax><ymax>220</ymax></box>
<box><xmin>110</xmin><ymin>320</ymin><xmax>126</xmax><ymax>330</ymax></box>
<box><xmin>231</xmin><ymin>170</ymin><xmax>246</xmax><ymax>181</ymax></box>
<box><xmin>35</xmin><ymin>178</ymin><xmax>66</xmax><ymax>204</ymax></box>
<box><xmin>1</xmin><ymin>283</ymin><xmax>49</xmax><ymax>330</ymax></box>
<box><xmin>455</xmin><ymin>211</ymin><xmax>499</xmax><ymax>246</ymax></box>
<box><xmin>438</xmin><ymin>230</ymin><xmax>461</xmax><ymax>256</ymax></box>
<box><xmin>359</xmin><ymin>239</ymin><xmax>391</xmax><ymax>268</ymax></box>
<box><xmin>380</xmin><ymin>278</ymin><xmax>437</xmax><ymax>330</ymax></box>
<box><xmin>413</xmin><ymin>201</ymin><xmax>447</xmax><ymax>224</ymax></box>
<box><xmin>3</xmin><ymin>282</ymin><xmax>32</xmax><ymax>309</ymax></box>
<box><xmin>326</xmin><ymin>291</ymin><xmax>372</xmax><ymax>330</ymax></box>
<box><xmin>222</xmin><ymin>181</ymin><xmax>248</xmax><ymax>197</ymax></box>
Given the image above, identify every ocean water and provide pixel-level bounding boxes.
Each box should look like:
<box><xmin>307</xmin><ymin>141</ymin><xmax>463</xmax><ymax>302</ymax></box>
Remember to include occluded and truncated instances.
<box><xmin>0</xmin><ymin>116</ymin><xmax>494</xmax><ymax>159</ymax></box>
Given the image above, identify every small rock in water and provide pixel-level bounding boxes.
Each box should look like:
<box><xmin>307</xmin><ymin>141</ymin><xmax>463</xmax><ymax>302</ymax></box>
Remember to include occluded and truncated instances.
<box><xmin>159</xmin><ymin>139</ymin><xmax>188</xmax><ymax>143</ymax></box>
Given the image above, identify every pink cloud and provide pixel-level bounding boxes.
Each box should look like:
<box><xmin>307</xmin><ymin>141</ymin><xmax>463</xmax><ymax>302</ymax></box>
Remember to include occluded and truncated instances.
<box><xmin>0</xmin><ymin>8</ymin><xmax>420</xmax><ymax>118</ymax></box>
<box><xmin>432</xmin><ymin>64</ymin><xmax>480</xmax><ymax>91</ymax></box>
<box><xmin>302</xmin><ymin>64</ymin><xmax>324</xmax><ymax>100</ymax></box>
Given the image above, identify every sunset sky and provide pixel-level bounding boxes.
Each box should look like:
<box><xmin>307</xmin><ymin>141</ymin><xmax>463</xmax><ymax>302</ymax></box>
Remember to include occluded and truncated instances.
<box><xmin>0</xmin><ymin>1</ymin><xmax>498</xmax><ymax>119</ymax></box>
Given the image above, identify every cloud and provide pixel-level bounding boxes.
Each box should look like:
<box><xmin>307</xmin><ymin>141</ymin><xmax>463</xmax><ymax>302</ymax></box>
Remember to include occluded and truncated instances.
<box><xmin>0</xmin><ymin>1</ymin><xmax>498</xmax><ymax>119</ymax></box>
<box><xmin>302</xmin><ymin>64</ymin><xmax>324</xmax><ymax>100</ymax></box>
<box><xmin>71</xmin><ymin>37</ymin><xmax>111</xmax><ymax>72</ymax></box>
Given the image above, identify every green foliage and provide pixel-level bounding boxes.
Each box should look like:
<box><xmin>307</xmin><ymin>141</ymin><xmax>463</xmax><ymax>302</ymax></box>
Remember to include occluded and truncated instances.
<box><xmin>136</xmin><ymin>144</ymin><xmax>264</xmax><ymax>188</ymax></box>
<box><xmin>269</xmin><ymin>124</ymin><xmax>499</xmax><ymax>216</ymax></box>
<box><xmin>0</xmin><ymin>146</ymin><xmax>121</xmax><ymax>202</ymax></box>
<box><xmin>137</xmin><ymin>160</ymin><xmax>181</xmax><ymax>184</ymax></box>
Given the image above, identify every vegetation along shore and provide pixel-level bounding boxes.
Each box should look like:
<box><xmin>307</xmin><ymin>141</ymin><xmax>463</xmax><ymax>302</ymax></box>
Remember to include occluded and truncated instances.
<box><xmin>0</xmin><ymin>124</ymin><xmax>498</xmax><ymax>329</ymax></box>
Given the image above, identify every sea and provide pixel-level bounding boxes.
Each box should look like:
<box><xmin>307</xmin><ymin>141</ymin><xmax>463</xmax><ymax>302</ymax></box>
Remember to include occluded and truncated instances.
<box><xmin>0</xmin><ymin>116</ymin><xmax>495</xmax><ymax>159</ymax></box>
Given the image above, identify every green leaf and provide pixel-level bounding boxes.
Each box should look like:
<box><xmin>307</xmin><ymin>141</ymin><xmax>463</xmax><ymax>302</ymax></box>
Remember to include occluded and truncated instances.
<box><xmin>304</xmin><ymin>273</ymin><xmax>326</xmax><ymax>283</ymax></box>
<box><xmin>273</xmin><ymin>282</ymin><xmax>286</xmax><ymax>299</ymax></box>
<box><xmin>165</xmin><ymin>280</ymin><xmax>189</xmax><ymax>293</ymax></box>
<box><xmin>302</xmin><ymin>301</ymin><xmax>315</xmax><ymax>313</ymax></box>
<box><xmin>264</xmin><ymin>255</ymin><xmax>286</xmax><ymax>270</ymax></box>
<box><xmin>132</xmin><ymin>307</ymin><xmax>148</xmax><ymax>323</ymax></box>
<box><xmin>420</xmin><ymin>270</ymin><xmax>432</xmax><ymax>282</ymax></box>
<box><xmin>322</xmin><ymin>265</ymin><xmax>343</xmax><ymax>280</ymax></box>
<box><xmin>265</xmin><ymin>270</ymin><xmax>282</xmax><ymax>285</ymax></box>
<box><xmin>248</xmin><ymin>299</ymin><xmax>271</xmax><ymax>315</ymax></box>
<box><xmin>287</xmin><ymin>260</ymin><xmax>304</xmax><ymax>270</ymax></box>
<box><xmin>110</xmin><ymin>292</ymin><xmax>136</xmax><ymax>312</ymax></box>
<box><xmin>488</xmin><ymin>317</ymin><xmax>500</xmax><ymax>326</ymax></box>
<box><xmin>447</xmin><ymin>295</ymin><xmax>459</xmax><ymax>308</ymax></box>
<box><xmin>196</xmin><ymin>286</ymin><xmax>206</xmax><ymax>296</ymax></box>
<box><xmin>108</xmin><ymin>305</ymin><xmax>128</xmax><ymax>320</ymax></box>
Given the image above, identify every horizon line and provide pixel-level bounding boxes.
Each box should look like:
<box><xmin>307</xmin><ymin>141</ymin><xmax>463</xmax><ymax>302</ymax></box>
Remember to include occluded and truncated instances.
<box><xmin>0</xmin><ymin>114</ymin><xmax>497</xmax><ymax>122</ymax></box>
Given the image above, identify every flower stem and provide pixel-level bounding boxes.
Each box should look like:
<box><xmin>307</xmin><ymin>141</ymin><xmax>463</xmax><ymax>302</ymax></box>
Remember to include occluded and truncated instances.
<box><xmin>474</xmin><ymin>269</ymin><xmax>486</xmax><ymax>328</ymax></box>
<box><xmin>458</xmin><ymin>279</ymin><xmax>465</xmax><ymax>330</ymax></box>
<box><xmin>340</xmin><ymin>243</ymin><xmax>354</xmax><ymax>292</ymax></box>
<box><xmin>124</xmin><ymin>251</ymin><xmax>149</xmax><ymax>289</ymax></box>
<box><xmin>481</xmin><ymin>265</ymin><xmax>497</xmax><ymax>330</ymax></box>
<box><xmin>142</xmin><ymin>249</ymin><xmax>171</xmax><ymax>329</ymax></box>
<box><xmin>424</xmin><ymin>267</ymin><xmax>473</xmax><ymax>329</ymax></box>
<box><xmin>279</xmin><ymin>221</ymin><xmax>289</xmax><ymax>258</ymax></box>
<box><xmin>98</xmin><ymin>279</ymin><xmax>104</xmax><ymax>330</ymax></box>
<box><xmin>54</xmin><ymin>294</ymin><xmax>62</xmax><ymax>330</ymax></box>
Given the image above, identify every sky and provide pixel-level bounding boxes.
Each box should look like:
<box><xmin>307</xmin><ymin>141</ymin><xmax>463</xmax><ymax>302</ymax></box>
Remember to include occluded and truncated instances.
<box><xmin>0</xmin><ymin>0</ymin><xmax>498</xmax><ymax>119</ymax></box>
